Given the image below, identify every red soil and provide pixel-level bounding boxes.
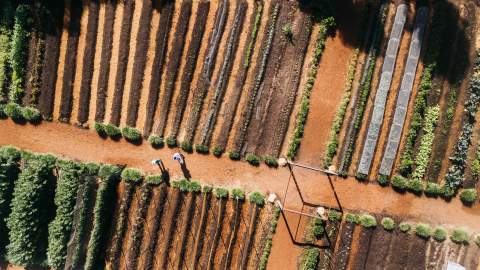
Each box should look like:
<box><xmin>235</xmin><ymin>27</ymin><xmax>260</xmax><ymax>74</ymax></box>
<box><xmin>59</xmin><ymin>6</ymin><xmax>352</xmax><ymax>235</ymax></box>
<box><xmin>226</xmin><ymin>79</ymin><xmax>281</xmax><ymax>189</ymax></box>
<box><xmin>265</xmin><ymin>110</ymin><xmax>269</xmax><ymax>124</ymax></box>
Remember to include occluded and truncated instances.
<box><xmin>295</xmin><ymin>0</ymin><xmax>364</xmax><ymax>167</ymax></box>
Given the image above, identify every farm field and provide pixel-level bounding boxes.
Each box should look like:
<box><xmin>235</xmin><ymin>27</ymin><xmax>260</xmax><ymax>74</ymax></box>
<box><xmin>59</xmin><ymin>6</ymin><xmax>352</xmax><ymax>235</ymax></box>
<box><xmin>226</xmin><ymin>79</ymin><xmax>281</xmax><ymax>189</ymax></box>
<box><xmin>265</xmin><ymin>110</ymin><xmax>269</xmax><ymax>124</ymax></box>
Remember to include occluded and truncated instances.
<box><xmin>1</xmin><ymin>0</ymin><xmax>480</xmax><ymax>269</ymax></box>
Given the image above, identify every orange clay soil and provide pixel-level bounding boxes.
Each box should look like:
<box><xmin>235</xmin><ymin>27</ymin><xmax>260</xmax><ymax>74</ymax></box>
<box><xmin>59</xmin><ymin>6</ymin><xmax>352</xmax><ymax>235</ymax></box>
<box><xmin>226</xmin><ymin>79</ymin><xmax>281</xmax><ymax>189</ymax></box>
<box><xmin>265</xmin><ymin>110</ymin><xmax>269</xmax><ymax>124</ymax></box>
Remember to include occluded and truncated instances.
<box><xmin>294</xmin><ymin>0</ymin><xmax>364</xmax><ymax>167</ymax></box>
<box><xmin>0</xmin><ymin>119</ymin><xmax>479</xmax><ymax>230</ymax></box>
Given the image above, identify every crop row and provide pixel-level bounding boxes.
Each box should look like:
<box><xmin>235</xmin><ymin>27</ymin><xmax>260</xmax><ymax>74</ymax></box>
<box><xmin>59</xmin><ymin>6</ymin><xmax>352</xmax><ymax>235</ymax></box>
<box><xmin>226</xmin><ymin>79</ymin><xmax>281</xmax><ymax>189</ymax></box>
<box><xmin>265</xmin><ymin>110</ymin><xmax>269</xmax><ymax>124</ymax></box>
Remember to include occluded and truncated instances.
<box><xmin>167</xmin><ymin>2</ymin><xmax>210</xmax><ymax>143</ymax></box>
<box><xmin>109</xmin><ymin>0</ymin><xmax>135</xmax><ymax>126</ymax></box>
<box><xmin>125</xmin><ymin>0</ymin><xmax>153</xmax><ymax>127</ymax></box>
<box><xmin>143</xmin><ymin>0</ymin><xmax>176</xmax><ymax>136</ymax></box>
<box><xmin>337</xmin><ymin>3</ymin><xmax>387</xmax><ymax>176</ymax></box>
<box><xmin>231</xmin><ymin>3</ymin><xmax>280</xmax><ymax>156</ymax></box>
<box><xmin>58</xmin><ymin>0</ymin><xmax>82</xmax><ymax>122</ymax></box>
<box><xmin>183</xmin><ymin>0</ymin><xmax>229</xmax><ymax>147</ymax></box>
<box><xmin>286</xmin><ymin>16</ymin><xmax>336</xmax><ymax>159</ymax></box>
<box><xmin>214</xmin><ymin>2</ymin><xmax>264</xmax><ymax>155</ymax></box>
<box><xmin>77</xmin><ymin>0</ymin><xmax>100</xmax><ymax>125</ymax></box>
<box><xmin>397</xmin><ymin>1</ymin><xmax>448</xmax><ymax>177</ymax></box>
<box><xmin>198</xmin><ymin>1</ymin><xmax>247</xmax><ymax>148</ymax></box>
<box><xmin>94</xmin><ymin>0</ymin><xmax>116</xmax><ymax>122</ymax></box>
<box><xmin>269</xmin><ymin>15</ymin><xmax>313</xmax><ymax>158</ymax></box>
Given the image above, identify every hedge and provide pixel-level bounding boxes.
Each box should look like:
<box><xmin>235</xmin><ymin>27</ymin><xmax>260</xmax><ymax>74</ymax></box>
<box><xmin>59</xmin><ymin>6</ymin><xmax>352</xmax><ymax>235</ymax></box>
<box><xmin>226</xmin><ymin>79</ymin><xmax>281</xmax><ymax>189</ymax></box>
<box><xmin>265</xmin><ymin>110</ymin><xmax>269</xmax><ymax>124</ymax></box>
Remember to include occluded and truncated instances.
<box><xmin>47</xmin><ymin>160</ymin><xmax>81</xmax><ymax>269</ymax></box>
<box><xmin>0</xmin><ymin>146</ymin><xmax>20</xmax><ymax>257</ymax></box>
<box><xmin>450</xmin><ymin>229</ymin><xmax>469</xmax><ymax>245</ymax></box>
<box><xmin>287</xmin><ymin>17</ymin><xmax>335</xmax><ymax>159</ymax></box>
<box><xmin>9</xmin><ymin>5</ymin><xmax>32</xmax><ymax>104</ymax></box>
<box><xmin>7</xmin><ymin>154</ymin><xmax>56</xmax><ymax>267</ymax></box>
<box><xmin>84</xmin><ymin>165</ymin><xmax>120</xmax><ymax>270</ymax></box>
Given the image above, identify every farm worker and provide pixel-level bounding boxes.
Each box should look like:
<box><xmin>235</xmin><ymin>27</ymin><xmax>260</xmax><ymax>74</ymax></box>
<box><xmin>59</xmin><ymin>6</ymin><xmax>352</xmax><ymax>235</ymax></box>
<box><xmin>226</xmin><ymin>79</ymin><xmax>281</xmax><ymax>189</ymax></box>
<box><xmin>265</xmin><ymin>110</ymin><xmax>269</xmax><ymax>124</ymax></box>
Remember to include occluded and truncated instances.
<box><xmin>173</xmin><ymin>152</ymin><xmax>184</xmax><ymax>165</ymax></box>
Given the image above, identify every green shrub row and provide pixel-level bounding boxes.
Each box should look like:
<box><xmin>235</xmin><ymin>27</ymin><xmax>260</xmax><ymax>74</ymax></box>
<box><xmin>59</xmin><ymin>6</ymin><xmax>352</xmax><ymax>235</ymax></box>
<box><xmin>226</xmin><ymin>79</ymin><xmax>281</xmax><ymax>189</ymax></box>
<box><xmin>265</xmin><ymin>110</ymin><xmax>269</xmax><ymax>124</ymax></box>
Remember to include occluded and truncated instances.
<box><xmin>411</xmin><ymin>105</ymin><xmax>440</xmax><ymax>181</ymax></box>
<box><xmin>259</xmin><ymin>206</ymin><xmax>280</xmax><ymax>270</ymax></box>
<box><xmin>47</xmin><ymin>160</ymin><xmax>81</xmax><ymax>269</ymax></box>
<box><xmin>0</xmin><ymin>1</ymin><xmax>14</xmax><ymax>100</ymax></box>
<box><xmin>323</xmin><ymin>49</ymin><xmax>359</xmax><ymax>168</ymax></box>
<box><xmin>286</xmin><ymin>17</ymin><xmax>335</xmax><ymax>159</ymax></box>
<box><xmin>9</xmin><ymin>5</ymin><xmax>32</xmax><ymax>104</ymax></box>
<box><xmin>7</xmin><ymin>153</ymin><xmax>56</xmax><ymax>267</ymax></box>
<box><xmin>244</xmin><ymin>3</ymin><xmax>263</xmax><ymax>68</ymax></box>
<box><xmin>0</xmin><ymin>146</ymin><xmax>20</xmax><ymax>257</ymax></box>
<box><xmin>84</xmin><ymin>165</ymin><xmax>120</xmax><ymax>270</ymax></box>
<box><xmin>445</xmin><ymin>55</ymin><xmax>480</xmax><ymax>192</ymax></box>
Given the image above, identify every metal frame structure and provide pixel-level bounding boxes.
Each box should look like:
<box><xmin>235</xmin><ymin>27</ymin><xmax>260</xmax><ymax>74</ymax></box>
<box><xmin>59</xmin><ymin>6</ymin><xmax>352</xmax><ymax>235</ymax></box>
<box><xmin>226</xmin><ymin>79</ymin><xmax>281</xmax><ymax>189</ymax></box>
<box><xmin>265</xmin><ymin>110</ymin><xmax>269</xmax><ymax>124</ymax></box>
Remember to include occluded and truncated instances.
<box><xmin>276</xmin><ymin>160</ymin><xmax>343</xmax><ymax>248</ymax></box>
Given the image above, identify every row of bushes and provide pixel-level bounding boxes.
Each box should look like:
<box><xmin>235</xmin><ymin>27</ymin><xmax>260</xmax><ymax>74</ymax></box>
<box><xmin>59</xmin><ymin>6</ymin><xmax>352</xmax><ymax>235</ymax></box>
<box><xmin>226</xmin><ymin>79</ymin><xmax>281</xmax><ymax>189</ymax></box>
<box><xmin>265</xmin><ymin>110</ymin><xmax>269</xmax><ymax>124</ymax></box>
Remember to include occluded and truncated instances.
<box><xmin>444</xmin><ymin>52</ymin><xmax>480</xmax><ymax>192</ymax></box>
<box><xmin>323</xmin><ymin>49</ymin><xmax>359</xmax><ymax>168</ymax></box>
<box><xmin>411</xmin><ymin>105</ymin><xmax>440</xmax><ymax>181</ymax></box>
<box><xmin>8</xmin><ymin>4</ymin><xmax>32</xmax><ymax>104</ymax></box>
<box><xmin>286</xmin><ymin>17</ymin><xmax>335</xmax><ymax>159</ymax></box>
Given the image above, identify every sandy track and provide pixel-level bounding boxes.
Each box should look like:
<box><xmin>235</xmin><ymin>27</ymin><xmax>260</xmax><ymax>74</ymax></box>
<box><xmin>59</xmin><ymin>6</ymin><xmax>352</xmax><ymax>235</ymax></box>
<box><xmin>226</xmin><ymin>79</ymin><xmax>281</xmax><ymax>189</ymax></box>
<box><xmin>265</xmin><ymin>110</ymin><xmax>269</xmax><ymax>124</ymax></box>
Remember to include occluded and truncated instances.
<box><xmin>53</xmin><ymin>0</ymin><xmax>72</xmax><ymax>121</ymax></box>
<box><xmin>88</xmin><ymin>2</ymin><xmax>106</xmax><ymax>125</ymax></box>
<box><xmin>1</xmin><ymin>119</ymin><xmax>479</xmax><ymax>230</ymax></box>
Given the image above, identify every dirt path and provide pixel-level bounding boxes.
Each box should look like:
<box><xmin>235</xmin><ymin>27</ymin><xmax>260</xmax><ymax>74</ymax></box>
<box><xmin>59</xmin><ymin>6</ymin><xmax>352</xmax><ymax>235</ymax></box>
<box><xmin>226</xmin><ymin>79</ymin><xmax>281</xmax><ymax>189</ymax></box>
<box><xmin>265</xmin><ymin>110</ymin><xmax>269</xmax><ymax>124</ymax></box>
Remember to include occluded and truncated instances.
<box><xmin>295</xmin><ymin>0</ymin><xmax>363</xmax><ymax>167</ymax></box>
<box><xmin>1</xmin><ymin>119</ymin><xmax>479</xmax><ymax>231</ymax></box>
<box><xmin>88</xmin><ymin>2</ymin><xmax>106</xmax><ymax>125</ymax></box>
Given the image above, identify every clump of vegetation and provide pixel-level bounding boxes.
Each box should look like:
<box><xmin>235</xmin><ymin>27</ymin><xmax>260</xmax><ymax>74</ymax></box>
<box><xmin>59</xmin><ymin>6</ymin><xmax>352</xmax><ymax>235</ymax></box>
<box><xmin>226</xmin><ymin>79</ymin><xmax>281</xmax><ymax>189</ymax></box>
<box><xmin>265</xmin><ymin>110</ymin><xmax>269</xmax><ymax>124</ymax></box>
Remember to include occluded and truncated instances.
<box><xmin>122</xmin><ymin>126</ymin><xmax>141</xmax><ymax>142</ymax></box>
<box><xmin>415</xmin><ymin>223</ymin><xmax>432</xmax><ymax>239</ymax></box>
<box><xmin>145</xmin><ymin>175</ymin><xmax>162</xmax><ymax>186</ymax></box>
<box><xmin>359</xmin><ymin>214</ymin><xmax>377</xmax><ymax>228</ymax></box>
<box><xmin>21</xmin><ymin>106</ymin><xmax>40</xmax><ymax>123</ymax></box>
<box><xmin>399</xmin><ymin>222</ymin><xmax>411</xmax><ymax>233</ymax></box>
<box><xmin>148</xmin><ymin>135</ymin><xmax>164</xmax><ymax>148</ymax></box>
<box><xmin>246</xmin><ymin>153</ymin><xmax>260</xmax><ymax>166</ymax></box>
<box><xmin>450</xmin><ymin>229</ymin><xmax>469</xmax><ymax>245</ymax></box>
<box><xmin>121</xmin><ymin>168</ymin><xmax>143</xmax><ymax>184</ymax></box>
<box><xmin>195</xmin><ymin>144</ymin><xmax>209</xmax><ymax>154</ymax></box>
<box><xmin>104</xmin><ymin>124</ymin><xmax>121</xmax><ymax>138</ymax></box>
<box><xmin>345</xmin><ymin>213</ymin><xmax>359</xmax><ymax>224</ymax></box>
<box><xmin>381</xmin><ymin>217</ymin><xmax>395</xmax><ymax>231</ymax></box>
<box><xmin>214</xmin><ymin>187</ymin><xmax>228</xmax><ymax>199</ymax></box>
<box><xmin>433</xmin><ymin>227</ymin><xmax>447</xmax><ymax>242</ymax></box>
<box><xmin>264</xmin><ymin>155</ymin><xmax>278</xmax><ymax>167</ymax></box>
<box><xmin>248</xmin><ymin>191</ymin><xmax>265</xmax><ymax>206</ymax></box>
<box><xmin>459</xmin><ymin>188</ymin><xmax>477</xmax><ymax>205</ymax></box>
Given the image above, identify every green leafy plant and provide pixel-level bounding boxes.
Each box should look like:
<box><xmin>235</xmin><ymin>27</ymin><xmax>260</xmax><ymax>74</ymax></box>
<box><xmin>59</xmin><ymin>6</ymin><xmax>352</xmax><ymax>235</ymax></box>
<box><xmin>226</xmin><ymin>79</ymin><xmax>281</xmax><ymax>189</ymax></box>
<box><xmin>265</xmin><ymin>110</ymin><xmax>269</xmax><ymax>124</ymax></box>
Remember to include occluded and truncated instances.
<box><xmin>248</xmin><ymin>191</ymin><xmax>265</xmax><ymax>206</ymax></box>
<box><xmin>459</xmin><ymin>188</ymin><xmax>477</xmax><ymax>205</ymax></box>
<box><xmin>145</xmin><ymin>175</ymin><xmax>162</xmax><ymax>186</ymax></box>
<box><xmin>148</xmin><ymin>135</ymin><xmax>164</xmax><ymax>148</ymax></box>
<box><xmin>121</xmin><ymin>168</ymin><xmax>143</xmax><ymax>184</ymax></box>
<box><xmin>450</xmin><ymin>229</ymin><xmax>469</xmax><ymax>245</ymax></box>
<box><xmin>121</xmin><ymin>126</ymin><xmax>142</xmax><ymax>142</ymax></box>
<box><xmin>399</xmin><ymin>222</ymin><xmax>411</xmax><ymax>233</ymax></box>
<box><xmin>415</xmin><ymin>223</ymin><xmax>432</xmax><ymax>239</ymax></box>
<box><xmin>381</xmin><ymin>217</ymin><xmax>395</xmax><ymax>231</ymax></box>
<box><xmin>359</xmin><ymin>214</ymin><xmax>377</xmax><ymax>228</ymax></box>
<box><xmin>21</xmin><ymin>106</ymin><xmax>40</xmax><ymax>123</ymax></box>
<box><xmin>433</xmin><ymin>227</ymin><xmax>447</xmax><ymax>242</ymax></box>
<box><xmin>104</xmin><ymin>124</ymin><xmax>121</xmax><ymax>138</ymax></box>
<box><xmin>246</xmin><ymin>153</ymin><xmax>260</xmax><ymax>166</ymax></box>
